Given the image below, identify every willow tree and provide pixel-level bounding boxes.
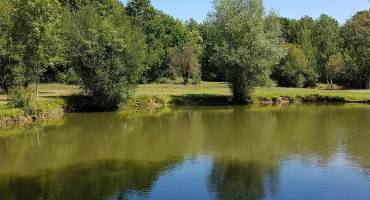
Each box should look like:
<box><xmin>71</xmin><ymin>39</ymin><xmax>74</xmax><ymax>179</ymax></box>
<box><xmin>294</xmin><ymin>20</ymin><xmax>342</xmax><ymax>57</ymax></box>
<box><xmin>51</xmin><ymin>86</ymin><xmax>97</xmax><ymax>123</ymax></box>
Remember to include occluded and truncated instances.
<box><xmin>208</xmin><ymin>0</ymin><xmax>285</xmax><ymax>103</ymax></box>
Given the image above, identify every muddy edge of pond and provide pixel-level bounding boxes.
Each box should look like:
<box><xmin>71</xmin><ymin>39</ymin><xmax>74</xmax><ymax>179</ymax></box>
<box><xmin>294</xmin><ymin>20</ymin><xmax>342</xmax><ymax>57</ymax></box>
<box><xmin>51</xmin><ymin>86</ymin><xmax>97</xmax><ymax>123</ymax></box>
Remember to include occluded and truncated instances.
<box><xmin>0</xmin><ymin>107</ymin><xmax>64</xmax><ymax>127</ymax></box>
<box><xmin>1</xmin><ymin>94</ymin><xmax>370</xmax><ymax>128</ymax></box>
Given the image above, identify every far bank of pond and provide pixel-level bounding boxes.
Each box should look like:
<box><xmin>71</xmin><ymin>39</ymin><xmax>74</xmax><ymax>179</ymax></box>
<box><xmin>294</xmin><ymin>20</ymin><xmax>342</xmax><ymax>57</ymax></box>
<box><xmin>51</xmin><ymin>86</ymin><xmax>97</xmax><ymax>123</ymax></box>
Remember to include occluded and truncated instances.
<box><xmin>1</xmin><ymin>82</ymin><xmax>370</xmax><ymax>127</ymax></box>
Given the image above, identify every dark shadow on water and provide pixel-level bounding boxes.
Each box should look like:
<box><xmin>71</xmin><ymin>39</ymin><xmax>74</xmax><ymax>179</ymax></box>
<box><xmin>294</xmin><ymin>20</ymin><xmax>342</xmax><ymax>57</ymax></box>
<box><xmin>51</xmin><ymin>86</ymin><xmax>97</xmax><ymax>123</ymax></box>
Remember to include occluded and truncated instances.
<box><xmin>170</xmin><ymin>94</ymin><xmax>232</xmax><ymax>106</ymax></box>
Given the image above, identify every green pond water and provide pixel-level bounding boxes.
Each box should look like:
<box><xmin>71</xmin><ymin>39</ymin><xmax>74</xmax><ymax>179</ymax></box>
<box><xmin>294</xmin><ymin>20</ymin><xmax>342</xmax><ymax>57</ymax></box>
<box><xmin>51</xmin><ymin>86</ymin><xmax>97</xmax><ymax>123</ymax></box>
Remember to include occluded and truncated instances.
<box><xmin>0</xmin><ymin>104</ymin><xmax>369</xmax><ymax>200</ymax></box>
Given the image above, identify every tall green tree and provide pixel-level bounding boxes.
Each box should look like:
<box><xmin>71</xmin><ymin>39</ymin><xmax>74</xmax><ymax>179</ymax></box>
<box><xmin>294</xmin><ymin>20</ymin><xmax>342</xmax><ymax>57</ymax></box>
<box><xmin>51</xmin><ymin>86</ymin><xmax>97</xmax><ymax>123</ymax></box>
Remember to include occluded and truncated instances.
<box><xmin>326</xmin><ymin>52</ymin><xmax>345</xmax><ymax>88</ymax></box>
<box><xmin>297</xmin><ymin>16</ymin><xmax>317</xmax><ymax>75</ymax></box>
<box><xmin>126</xmin><ymin>0</ymin><xmax>189</xmax><ymax>82</ymax></box>
<box><xmin>12</xmin><ymin>0</ymin><xmax>64</xmax><ymax>99</ymax></box>
<box><xmin>64</xmin><ymin>3</ymin><xmax>146</xmax><ymax>109</ymax></box>
<box><xmin>185</xmin><ymin>18</ymin><xmax>204</xmax><ymax>58</ymax></box>
<box><xmin>313</xmin><ymin>14</ymin><xmax>341</xmax><ymax>83</ymax></box>
<box><xmin>0</xmin><ymin>0</ymin><xmax>25</xmax><ymax>91</ymax></box>
<box><xmin>342</xmin><ymin>10</ymin><xmax>370</xmax><ymax>89</ymax></box>
<box><xmin>199</xmin><ymin>21</ymin><xmax>227</xmax><ymax>81</ymax></box>
<box><xmin>208</xmin><ymin>0</ymin><xmax>285</xmax><ymax>103</ymax></box>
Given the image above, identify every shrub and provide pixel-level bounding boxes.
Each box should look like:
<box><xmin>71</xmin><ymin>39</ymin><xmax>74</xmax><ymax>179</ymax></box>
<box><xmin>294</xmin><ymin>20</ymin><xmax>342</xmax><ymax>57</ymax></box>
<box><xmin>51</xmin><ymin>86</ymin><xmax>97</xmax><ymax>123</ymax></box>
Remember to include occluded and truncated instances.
<box><xmin>23</xmin><ymin>98</ymin><xmax>64</xmax><ymax>115</ymax></box>
<box><xmin>56</xmin><ymin>69</ymin><xmax>80</xmax><ymax>85</ymax></box>
<box><xmin>272</xmin><ymin>44</ymin><xmax>318</xmax><ymax>88</ymax></box>
<box><xmin>7</xmin><ymin>87</ymin><xmax>33</xmax><ymax>108</ymax></box>
<box><xmin>170</xmin><ymin>44</ymin><xmax>201</xmax><ymax>85</ymax></box>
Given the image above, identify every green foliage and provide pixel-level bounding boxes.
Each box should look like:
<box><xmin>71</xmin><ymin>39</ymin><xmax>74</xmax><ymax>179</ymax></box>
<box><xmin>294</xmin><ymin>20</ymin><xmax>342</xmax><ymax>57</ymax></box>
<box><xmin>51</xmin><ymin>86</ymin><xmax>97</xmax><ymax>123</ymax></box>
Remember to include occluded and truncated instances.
<box><xmin>0</xmin><ymin>104</ymin><xmax>23</xmax><ymax>118</ymax></box>
<box><xmin>297</xmin><ymin>16</ymin><xmax>317</xmax><ymax>73</ymax></box>
<box><xmin>0</xmin><ymin>0</ymin><xmax>25</xmax><ymax>91</ymax></box>
<box><xmin>13</xmin><ymin>0</ymin><xmax>64</xmax><ymax>95</ymax></box>
<box><xmin>199</xmin><ymin>21</ymin><xmax>227</xmax><ymax>81</ymax></box>
<box><xmin>342</xmin><ymin>10</ymin><xmax>370</xmax><ymax>89</ymax></box>
<box><xmin>23</xmin><ymin>98</ymin><xmax>64</xmax><ymax>115</ymax></box>
<box><xmin>326</xmin><ymin>52</ymin><xmax>345</xmax><ymax>88</ymax></box>
<box><xmin>64</xmin><ymin>3</ymin><xmax>146</xmax><ymax>109</ymax></box>
<box><xmin>280</xmin><ymin>17</ymin><xmax>299</xmax><ymax>43</ymax></box>
<box><xmin>208</xmin><ymin>0</ymin><xmax>286</xmax><ymax>103</ymax></box>
<box><xmin>272</xmin><ymin>44</ymin><xmax>318</xmax><ymax>88</ymax></box>
<box><xmin>277</xmin><ymin>12</ymin><xmax>370</xmax><ymax>89</ymax></box>
<box><xmin>6</xmin><ymin>86</ymin><xmax>63</xmax><ymax>116</ymax></box>
<box><xmin>56</xmin><ymin>69</ymin><xmax>80</xmax><ymax>85</ymax></box>
<box><xmin>313</xmin><ymin>14</ymin><xmax>341</xmax><ymax>82</ymax></box>
<box><xmin>126</xmin><ymin>0</ymin><xmax>193</xmax><ymax>82</ymax></box>
<box><xmin>7</xmin><ymin>87</ymin><xmax>34</xmax><ymax>108</ymax></box>
<box><xmin>170</xmin><ymin>44</ymin><xmax>201</xmax><ymax>85</ymax></box>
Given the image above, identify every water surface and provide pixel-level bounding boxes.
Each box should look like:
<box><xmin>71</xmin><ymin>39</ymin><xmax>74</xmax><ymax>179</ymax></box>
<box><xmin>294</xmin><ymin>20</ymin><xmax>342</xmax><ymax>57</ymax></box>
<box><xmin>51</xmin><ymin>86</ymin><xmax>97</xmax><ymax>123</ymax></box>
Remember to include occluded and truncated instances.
<box><xmin>0</xmin><ymin>104</ymin><xmax>369</xmax><ymax>200</ymax></box>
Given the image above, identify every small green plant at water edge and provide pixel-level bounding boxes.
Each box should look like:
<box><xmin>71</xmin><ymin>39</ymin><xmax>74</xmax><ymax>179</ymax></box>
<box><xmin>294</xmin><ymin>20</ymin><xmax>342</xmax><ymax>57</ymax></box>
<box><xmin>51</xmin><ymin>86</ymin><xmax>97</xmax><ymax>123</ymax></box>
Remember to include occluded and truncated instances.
<box><xmin>6</xmin><ymin>87</ymin><xmax>64</xmax><ymax>116</ymax></box>
<box><xmin>7</xmin><ymin>87</ymin><xmax>33</xmax><ymax>108</ymax></box>
<box><xmin>0</xmin><ymin>105</ymin><xmax>23</xmax><ymax>118</ymax></box>
<box><xmin>22</xmin><ymin>99</ymin><xmax>64</xmax><ymax>116</ymax></box>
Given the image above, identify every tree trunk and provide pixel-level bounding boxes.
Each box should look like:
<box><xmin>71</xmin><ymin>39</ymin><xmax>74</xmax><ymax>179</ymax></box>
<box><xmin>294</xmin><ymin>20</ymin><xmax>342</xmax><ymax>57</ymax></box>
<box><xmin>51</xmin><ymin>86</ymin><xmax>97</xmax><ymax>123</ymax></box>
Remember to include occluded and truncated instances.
<box><xmin>330</xmin><ymin>78</ymin><xmax>334</xmax><ymax>90</ymax></box>
<box><xmin>36</xmin><ymin>78</ymin><xmax>39</xmax><ymax>100</ymax></box>
<box><xmin>35</xmin><ymin>66</ymin><xmax>39</xmax><ymax>100</ymax></box>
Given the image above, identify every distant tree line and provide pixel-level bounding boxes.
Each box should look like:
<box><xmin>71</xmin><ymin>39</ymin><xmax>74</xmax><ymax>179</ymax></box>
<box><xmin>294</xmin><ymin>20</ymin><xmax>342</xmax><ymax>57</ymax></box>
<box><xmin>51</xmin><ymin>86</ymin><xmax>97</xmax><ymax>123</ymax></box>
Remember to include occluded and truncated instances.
<box><xmin>0</xmin><ymin>0</ymin><xmax>369</xmax><ymax>107</ymax></box>
<box><xmin>201</xmin><ymin>8</ymin><xmax>370</xmax><ymax>90</ymax></box>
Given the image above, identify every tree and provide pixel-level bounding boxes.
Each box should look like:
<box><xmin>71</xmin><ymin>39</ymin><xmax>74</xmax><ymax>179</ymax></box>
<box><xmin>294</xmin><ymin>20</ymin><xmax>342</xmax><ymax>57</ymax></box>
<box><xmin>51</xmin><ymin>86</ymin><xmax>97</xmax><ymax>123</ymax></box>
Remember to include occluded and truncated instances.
<box><xmin>280</xmin><ymin>17</ymin><xmax>299</xmax><ymax>43</ymax></box>
<box><xmin>199</xmin><ymin>21</ymin><xmax>227</xmax><ymax>82</ymax></box>
<box><xmin>342</xmin><ymin>10</ymin><xmax>370</xmax><ymax>89</ymax></box>
<box><xmin>185</xmin><ymin>18</ymin><xmax>204</xmax><ymax>58</ymax></box>
<box><xmin>64</xmin><ymin>3</ymin><xmax>146</xmax><ymax>109</ymax></box>
<box><xmin>272</xmin><ymin>44</ymin><xmax>317</xmax><ymax>88</ymax></box>
<box><xmin>12</xmin><ymin>0</ymin><xmax>64</xmax><ymax>99</ymax></box>
<box><xmin>170</xmin><ymin>44</ymin><xmax>200</xmax><ymax>85</ymax></box>
<box><xmin>326</xmin><ymin>53</ymin><xmax>344</xmax><ymax>89</ymax></box>
<box><xmin>313</xmin><ymin>14</ymin><xmax>341</xmax><ymax>83</ymax></box>
<box><xmin>297</xmin><ymin>16</ymin><xmax>317</xmax><ymax>74</ymax></box>
<box><xmin>125</xmin><ymin>0</ymin><xmax>190</xmax><ymax>82</ymax></box>
<box><xmin>208</xmin><ymin>0</ymin><xmax>285</xmax><ymax>103</ymax></box>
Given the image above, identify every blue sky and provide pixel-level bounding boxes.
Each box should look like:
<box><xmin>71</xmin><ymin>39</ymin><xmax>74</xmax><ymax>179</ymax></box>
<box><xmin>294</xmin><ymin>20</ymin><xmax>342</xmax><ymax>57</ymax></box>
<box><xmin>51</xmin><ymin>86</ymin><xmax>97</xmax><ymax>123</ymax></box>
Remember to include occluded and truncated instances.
<box><xmin>122</xmin><ymin>0</ymin><xmax>370</xmax><ymax>23</ymax></box>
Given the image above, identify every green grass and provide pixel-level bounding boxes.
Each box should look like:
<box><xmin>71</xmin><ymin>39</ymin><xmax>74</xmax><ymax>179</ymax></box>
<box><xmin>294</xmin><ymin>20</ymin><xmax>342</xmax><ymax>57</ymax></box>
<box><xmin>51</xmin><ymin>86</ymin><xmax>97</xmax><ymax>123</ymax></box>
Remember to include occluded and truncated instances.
<box><xmin>254</xmin><ymin>87</ymin><xmax>370</xmax><ymax>102</ymax></box>
<box><xmin>1</xmin><ymin>82</ymin><xmax>370</xmax><ymax>114</ymax></box>
<box><xmin>0</xmin><ymin>105</ymin><xmax>23</xmax><ymax>118</ymax></box>
<box><xmin>0</xmin><ymin>83</ymin><xmax>79</xmax><ymax>105</ymax></box>
<box><xmin>136</xmin><ymin>82</ymin><xmax>231</xmax><ymax>96</ymax></box>
<box><xmin>136</xmin><ymin>82</ymin><xmax>370</xmax><ymax>103</ymax></box>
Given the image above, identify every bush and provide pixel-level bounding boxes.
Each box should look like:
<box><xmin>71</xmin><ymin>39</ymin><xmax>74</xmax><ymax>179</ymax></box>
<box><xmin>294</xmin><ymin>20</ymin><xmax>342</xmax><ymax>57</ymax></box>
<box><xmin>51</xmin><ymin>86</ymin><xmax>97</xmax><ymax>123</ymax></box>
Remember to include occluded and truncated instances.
<box><xmin>56</xmin><ymin>69</ymin><xmax>80</xmax><ymax>85</ymax></box>
<box><xmin>7</xmin><ymin>87</ymin><xmax>33</xmax><ymax>108</ymax></box>
<box><xmin>6</xmin><ymin>87</ymin><xmax>64</xmax><ymax>116</ymax></box>
<box><xmin>272</xmin><ymin>44</ymin><xmax>318</xmax><ymax>88</ymax></box>
<box><xmin>66</xmin><ymin>5</ymin><xmax>146</xmax><ymax>109</ymax></box>
<box><xmin>23</xmin><ymin>98</ymin><xmax>64</xmax><ymax>115</ymax></box>
<box><xmin>190</xmin><ymin>71</ymin><xmax>202</xmax><ymax>85</ymax></box>
<box><xmin>0</xmin><ymin>105</ymin><xmax>24</xmax><ymax>118</ymax></box>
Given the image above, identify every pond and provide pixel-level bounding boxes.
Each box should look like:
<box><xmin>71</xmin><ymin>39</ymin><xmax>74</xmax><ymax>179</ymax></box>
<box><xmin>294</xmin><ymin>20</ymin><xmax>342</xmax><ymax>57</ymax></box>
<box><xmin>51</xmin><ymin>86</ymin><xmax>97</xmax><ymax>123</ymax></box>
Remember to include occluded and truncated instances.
<box><xmin>0</xmin><ymin>104</ymin><xmax>369</xmax><ymax>200</ymax></box>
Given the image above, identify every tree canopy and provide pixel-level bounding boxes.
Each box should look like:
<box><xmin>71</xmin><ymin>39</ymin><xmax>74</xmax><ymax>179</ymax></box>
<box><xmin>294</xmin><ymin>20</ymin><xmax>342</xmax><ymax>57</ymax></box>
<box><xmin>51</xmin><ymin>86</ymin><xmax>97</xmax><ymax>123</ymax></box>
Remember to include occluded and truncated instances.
<box><xmin>207</xmin><ymin>0</ymin><xmax>285</xmax><ymax>103</ymax></box>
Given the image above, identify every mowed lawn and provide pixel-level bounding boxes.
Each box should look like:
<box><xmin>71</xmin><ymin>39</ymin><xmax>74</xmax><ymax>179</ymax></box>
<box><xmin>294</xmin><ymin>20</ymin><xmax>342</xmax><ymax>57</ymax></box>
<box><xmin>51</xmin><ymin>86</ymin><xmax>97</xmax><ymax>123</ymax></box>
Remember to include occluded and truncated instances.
<box><xmin>1</xmin><ymin>82</ymin><xmax>370</xmax><ymax>104</ymax></box>
<box><xmin>138</xmin><ymin>82</ymin><xmax>370</xmax><ymax>102</ymax></box>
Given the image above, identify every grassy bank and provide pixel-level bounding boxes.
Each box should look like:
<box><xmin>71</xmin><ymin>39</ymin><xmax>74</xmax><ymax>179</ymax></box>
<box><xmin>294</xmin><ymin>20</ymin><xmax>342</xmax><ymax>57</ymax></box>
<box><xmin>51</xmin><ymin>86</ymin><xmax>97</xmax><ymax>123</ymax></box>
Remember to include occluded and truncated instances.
<box><xmin>1</xmin><ymin>82</ymin><xmax>370</xmax><ymax>105</ymax></box>
<box><xmin>0</xmin><ymin>82</ymin><xmax>369</xmax><ymax>125</ymax></box>
<box><xmin>0</xmin><ymin>97</ymin><xmax>65</xmax><ymax>126</ymax></box>
<box><xmin>134</xmin><ymin>82</ymin><xmax>370</xmax><ymax>105</ymax></box>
